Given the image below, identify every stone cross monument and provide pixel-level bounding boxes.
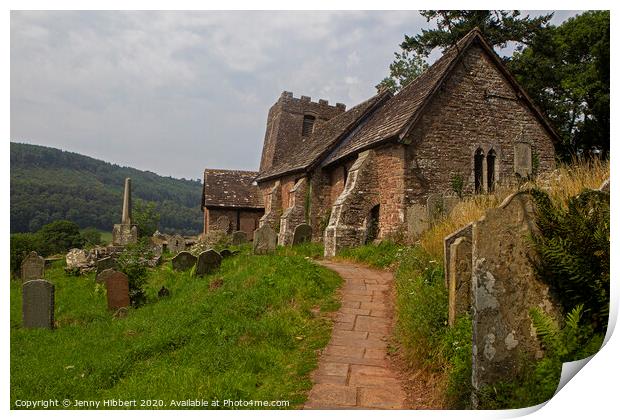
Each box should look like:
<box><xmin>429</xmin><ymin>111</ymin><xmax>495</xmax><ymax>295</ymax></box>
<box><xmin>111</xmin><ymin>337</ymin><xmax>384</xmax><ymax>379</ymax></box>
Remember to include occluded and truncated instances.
<box><xmin>112</xmin><ymin>178</ymin><xmax>138</xmax><ymax>246</ymax></box>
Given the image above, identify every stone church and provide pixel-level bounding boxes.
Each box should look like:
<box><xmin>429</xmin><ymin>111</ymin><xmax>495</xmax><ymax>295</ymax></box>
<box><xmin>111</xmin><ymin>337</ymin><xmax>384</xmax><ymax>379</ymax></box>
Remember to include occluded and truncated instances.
<box><xmin>201</xmin><ymin>29</ymin><xmax>558</xmax><ymax>256</ymax></box>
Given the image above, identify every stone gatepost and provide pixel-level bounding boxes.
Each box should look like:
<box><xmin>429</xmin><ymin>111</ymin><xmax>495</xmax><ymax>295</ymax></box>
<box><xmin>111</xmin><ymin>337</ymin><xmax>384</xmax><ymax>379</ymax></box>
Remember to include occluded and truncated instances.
<box><xmin>278</xmin><ymin>177</ymin><xmax>308</xmax><ymax>246</ymax></box>
<box><xmin>471</xmin><ymin>192</ymin><xmax>561</xmax><ymax>406</ymax></box>
<box><xmin>324</xmin><ymin>150</ymin><xmax>379</xmax><ymax>257</ymax></box>
<box><xmin>448</xmin><ymin>236</ymin><xmax>472</xmax><ymax>327</ymax></box>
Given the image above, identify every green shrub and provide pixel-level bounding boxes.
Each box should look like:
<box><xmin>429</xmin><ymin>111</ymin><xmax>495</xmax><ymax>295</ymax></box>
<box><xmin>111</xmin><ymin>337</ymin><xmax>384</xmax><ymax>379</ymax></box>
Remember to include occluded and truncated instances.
<box><xmin>116</xmin><ymin>239</ymin><xmax>153</xmax><ymax>307</ymax></box>
<box><xmin>10</xmin><ymin>233</ymin><xmax>42</xmax><ymax>274</ymax></box>
<box><xmin>37</xmin><ymin>220</ymin><xmax>84</xmax><ymax>256</ymax></box>
<box><xmin>530</xmin><ymin>188</ymin><xmax>610</xmax><ymax>332</ymax></box>
<box><xmin>337</xmin><ymin>241</ymin><xmax>401</xmax><ymax>269</ymax></box>
<box><xmin>81</xmin><ymin>227</ymin><xmax>102</xmax><ymax>247</ymax></box>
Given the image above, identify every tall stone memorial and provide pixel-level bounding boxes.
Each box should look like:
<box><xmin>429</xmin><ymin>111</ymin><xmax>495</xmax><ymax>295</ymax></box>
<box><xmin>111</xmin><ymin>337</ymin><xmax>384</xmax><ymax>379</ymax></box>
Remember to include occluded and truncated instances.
<box><xmin>21</xmin><ymin>251</ymin><xmax>45</xmax><ymax>282</ymax></box>
<box><xmin>22</xmin><ymin>279</ymin><xmax>55</xmax><ymax>329</ymax></box>
<box><xmin>112</xmin><ymin>178</ymin><xmax>138</xmax><ymax>246</ymax></box>
<box><xmin>471</xmin><ymin>192</ymin><xmax>561</xmax><ymax>405</ymax></box>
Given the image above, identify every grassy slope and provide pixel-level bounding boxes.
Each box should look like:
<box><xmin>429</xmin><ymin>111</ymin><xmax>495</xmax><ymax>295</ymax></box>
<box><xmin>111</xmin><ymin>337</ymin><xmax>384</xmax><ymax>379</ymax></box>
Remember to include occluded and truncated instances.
<box><xmin>11</xmin><ymin>245</ymin><xmax>340</xmax><ymax>409</ymax></box>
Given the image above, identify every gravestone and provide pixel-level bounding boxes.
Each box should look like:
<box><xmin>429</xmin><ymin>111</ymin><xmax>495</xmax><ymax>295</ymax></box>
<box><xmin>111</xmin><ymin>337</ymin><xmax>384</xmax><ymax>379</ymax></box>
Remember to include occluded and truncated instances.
<box><xmin>471</xmin><ymin>192</ymin><xmax>561</xmax><ymax>404</ymax></box>
<box><xmin>253</xmin><ymin>225</ymin><xmax>277</xmax><ymax>255</ymax></box>
<box><xmin>21</xmin><ymin>251</ymin><xmax>45</xmax><ymax>282</ymax></box>
<box><xmin>513</xmin><ymin>143</ymin><xmax>532</xmax><ymax>178</ymax></box>
<box><xmin>443</xmin><ymin>223</ymin><xmax>473</xmax><ymax>288</ymax></box>
<box><xmin>215</xmin><ymin>216</ymin><xmax>231</xmax><ymax>233</ymax></box>
<box><xmin>292</xmin><ymin>223</ymin><xmax>312</xmax><ymax>245</ymax></box>
<box><xmin>96</xmin><ymin>268</ymin><xmax>116</xmax><ymax>284</ymax></box>
<box><xmin>231</xmin><ymin>230</ymin><xmax>248</xmax><ymax>245</ymax></box>
<box><xmin>105</xmin><ymin>271</ymin><xmax>130</xmax><ymax>310</ymax></box>
<box><xmin>171</xmin><ymin>251</ymin><xmax>197</xmax><ymax>271</ymax></box>
<box><xmin>406</xmin><ymin>204</ymin><xmax>429</xmax><ymax>239</ymax></box>
<box><xmin>426</xmin><ymin>193</ymin><xmax>444</xmax><ymax>222</ymax></box>
<box><xmin>195</xmin><ymin>250</ymin><xmax>223</xmax><ymax>276</ymax></box>
<box><xmin>219</xmin><ymin>249</ymin><xmax>233</xmax><ymax>258</ymax></box>
<box><xmin>96</xmin><ymin>256</ymin><xmax>116</xmax><ymax>274</ymax></box>
<box><xmin>168</xmin><ymin>234</ymin><xmax>186</xmax><ymax>254</ymax></box>
<box><xmin>443</xmin><ymin>195</ymin><xmax>460</xmax><ymax>217</ymax></box>
<box><xmin>22</xmin><ymin>279</ymin><xmax>55</xmax><ymax>329</ymax></box>
<box><xmin>448</xmin><ymin>236</ymin><xmax>472</xmax><ymax>327</ymax></box>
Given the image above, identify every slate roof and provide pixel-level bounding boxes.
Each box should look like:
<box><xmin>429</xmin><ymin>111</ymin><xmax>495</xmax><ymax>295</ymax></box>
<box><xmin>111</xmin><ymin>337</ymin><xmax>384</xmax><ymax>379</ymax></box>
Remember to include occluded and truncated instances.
<box><xmin>202</xmin><ymin>169</ymin><xmax>264</xmax><ymax>209</ymax></box>
<box><xmin>255</xmin><ymin>91</ymin><xmax>391</xmax><ymax>182</ymax></box>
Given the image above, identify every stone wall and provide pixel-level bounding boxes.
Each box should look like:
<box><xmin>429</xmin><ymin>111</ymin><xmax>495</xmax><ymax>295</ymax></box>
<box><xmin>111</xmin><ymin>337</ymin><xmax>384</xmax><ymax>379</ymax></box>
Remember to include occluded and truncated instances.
<box><xmin>259</xmin><ymin>180</ymin><xmax>282</xmax><ymax>230</ymax></box>
<box><xmin>278</xmin><ymin>177</ymin><xmax>309</xmax><ymax>245</ymax></box>
<box><xmin>204</xmin><ymin>208</ymin><xmax>263</xmax><ymax>238</ymax></box>
<box><xmin>403</xmin><ymin>44</ymin><xmax>556</xmax><ymax>224</ymax></box>
<box><xmin>374</xmin><ymin>144</ymin><xmax>407</xmax><ymax>239</ymax></box>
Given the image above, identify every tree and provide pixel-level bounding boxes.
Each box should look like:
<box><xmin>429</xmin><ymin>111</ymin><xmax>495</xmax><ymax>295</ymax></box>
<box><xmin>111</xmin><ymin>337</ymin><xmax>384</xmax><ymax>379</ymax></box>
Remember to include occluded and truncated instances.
<box><xmin>509</xmin><ymin>11</ymin><xmax>610</xmax><ymax>158</ymax></box>
<box><xmin>379</xmin><ymin>10</ymin><xmax>552</xmax><ymax>93</ymax></box>
<box><xmin>36</xmin><ymin>220</ymin><xmax>84</xmax><ymax>256</ymax></box>
<box><xmin>10</xmin><ymin>233</ymin><xmax>42</xmax><ymax>273</ymax></box>
<box><xmin>81</xmin><ymin>227</ymin><xmax>102</xmax><ymax>247</ymax></box>
<box><xmin>133</xmin><ymin>200</ymin><xmax>160</xmax><ymax>238</ymax></box>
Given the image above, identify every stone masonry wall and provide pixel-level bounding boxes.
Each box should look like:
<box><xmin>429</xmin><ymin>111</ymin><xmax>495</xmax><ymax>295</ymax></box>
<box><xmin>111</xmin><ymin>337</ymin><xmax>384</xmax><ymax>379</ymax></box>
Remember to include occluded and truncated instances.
<box><xmin>258</xmin><ymin>180</ymin><xmax>282</xmax><ymax>230</ymax></box>
<box><xmin>374</xmin><ymin>144</ymin><xmax>407</xmax><ymax>239</ymax></box>
<box><xmin>204</xmin><ymin>208</ymin><xmax>263</xmax><ymax>238</ymax></box>
<box><xmin>403</xmin><ymin>44</ymin><xmax>556</xmax><ymax>218</ymax></box>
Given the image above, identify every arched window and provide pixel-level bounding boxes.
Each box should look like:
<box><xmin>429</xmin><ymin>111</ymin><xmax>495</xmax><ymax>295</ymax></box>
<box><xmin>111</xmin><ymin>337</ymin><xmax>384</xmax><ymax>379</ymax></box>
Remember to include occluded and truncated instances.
<box><xmin>302</xmin><ymin>115</ymin><xmax>316</xmax><ymax>137</ymax></box>
<box><xmin>474</xmin><ymin>148</ymin><xmax>485</xmax><ymax>194</ymax></box>
<box><xmin>487</xmin><ymin>149</ymin><xmax>496</xmax><ymax>192</ymax></box>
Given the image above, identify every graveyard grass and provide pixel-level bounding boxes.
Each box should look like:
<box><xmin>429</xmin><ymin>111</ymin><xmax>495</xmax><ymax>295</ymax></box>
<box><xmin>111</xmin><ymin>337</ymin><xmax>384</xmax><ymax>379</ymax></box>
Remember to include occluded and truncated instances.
<box><xmin>10</xmin><ymin>244</ymin><xmax>341</xmax><ymax>409</ymax></box>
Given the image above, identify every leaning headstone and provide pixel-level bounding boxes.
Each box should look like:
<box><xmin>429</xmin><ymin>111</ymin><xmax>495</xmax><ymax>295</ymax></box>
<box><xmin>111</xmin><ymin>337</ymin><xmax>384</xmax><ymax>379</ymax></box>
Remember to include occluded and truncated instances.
<box><xmin>96</xmin><ymin>268</ymin><xmax>116</xmax><ymax>284</ymax></box>
<box><xmin>219</xmin><ymin>249</ymin><xmax>233</xmax><ymax>258</ymax></box>
<box><xmin>195</xmin><ymin>250</ymin><xmax>223</xmax><ymax>276</ymax></box>
<box><xmin>22</xmin><ymin>279</ymin><xmax>54</xmax><ymax>329</ymax></box>
<box><xmin>96</xmin><ymin>256</ymin><xmax>116</xmax><ymax>274</ymax></box>
<box><xmin>105</xmin><ymin>271</ymin><xmax>130</xmax><ymax>310</ymax></box>
<box><xmin>231</xmin><ymin>230</ymin><xmax>248</xmax><ymax>245</ymax></box>
<box><xmin>443</xmin><ymin>223</ymin><xmax>473</xmax><ymax>288</ymax></box>
<box><xmin>21</xmin><ymin>251</ymin><xmax>45</xmax><ymax>282</ymax></box>
<box><xmin>293</xmin><ymin>223</ymin><xmax>312</xmax><ymax>245</ymax></box>
<box><xmin>171</xmin><ymin>251</ymin><xmax>197</xmax><ymax>271</ymax></box>
<box><xmin>448</xmin><ymin>236</ymin><xmax>472</xmax><ymax>327</ymax></box>
<box><xmin>471</xmin><ymin>192</ymin><xmax>561</xmax><ymax>405</ymax></box>
<box><xmin>253</xmin><ymin>225</ymin><xmax>277</xmax><ymax>255</ymax></box>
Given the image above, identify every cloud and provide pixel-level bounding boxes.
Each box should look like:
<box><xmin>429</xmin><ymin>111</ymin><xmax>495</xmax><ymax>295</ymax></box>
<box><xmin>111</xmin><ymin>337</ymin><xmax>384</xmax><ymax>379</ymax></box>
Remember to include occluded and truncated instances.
<box><xmin>10</xmin><ymin>10</ymin><xmax>580</xmax><ymax>179</ymax></box>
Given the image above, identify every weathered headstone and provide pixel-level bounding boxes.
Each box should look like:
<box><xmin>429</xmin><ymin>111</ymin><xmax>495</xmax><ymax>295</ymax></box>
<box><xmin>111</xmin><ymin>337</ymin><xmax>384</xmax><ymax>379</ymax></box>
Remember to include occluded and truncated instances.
<box><xmin>195</xmin><ymin>250</ymin><xmax>223</xmax><ymax>276</ymax></box>
<box><xmin>448</xmin><ymin>236</ymin><xmax>472</xmax><ymax>327</ymax></box>
<box><xmin>253</xmin><ymin>225</ymin><xmax>277</xmax><ymax>255</ymax></box>
<box><xmin>426</xmin><ymin>193</ymin><xmax>444</xmax><ymax>222</ymax></box>
<box><xmin>443</xmin><ymin>195</ymin><xmax>460</xmax><ymax>217</ymax></box>
<box><xmin>406</xmin><ymin>204</ymin><xmax>429</xmax><ymax>239</ymax></box>
<box><xmin>215</xmin><ymin>216</ymin><xmax>231</xmax><ymax>233</ymax></box>
<box><xmin>219</xmin><ymin>249</ymin><xmax>233</xmax><ymax>258</ymax></box>
<box><xmin>168</xmin><ymin>234</ymin><xmax>186</xmax><ymax>255</ymax></box>
<box><xmin>231</xmin><ymin>230</ymin><xmax>248</xmax><ymax>245</ymax></box>
<box><xmin>171</xmin><ymin>251</ymin><xmax>197</xmax><ymax>271</ymax></box>
<box><xmin>514</xmin><ymin>143</ymin><xmax>533</xmax><ymax>178</ymax></box>
<box><xmin>105</xmin><ymin>271</ymin><xmax>130</xmax><ymax>310</ymax></box>
<box><xmin>96</xmin><ymin>256</ymin><xmax>116</xmax><ymax>274</ymax></box>
<box><xmin>443</xmin><ymin>223</ymin><xmax>473</xmax><ymax>288</ymax></box>
<box><xmin>471</xmin><ymin>192</ymin><xmax>561</xmax><ymax>404</ymax></box>
<box><xmin>292</xmin><ymin>223</ymin><xmax>312</xmax><ymax>245</ymax></box>
<box><xmin>21</xmin><ymin>251</ymin><xmax>45</xmax><ymax>282</ymax></box>
<box><xmin>96</xmin><ymin>268</ymin><xmax>116</xmax><ymax>284</ymax></box>
<box><xmin>22</xmin><ymin>279</ymin><xmax>54</xmax><ymax>329</ymax></box>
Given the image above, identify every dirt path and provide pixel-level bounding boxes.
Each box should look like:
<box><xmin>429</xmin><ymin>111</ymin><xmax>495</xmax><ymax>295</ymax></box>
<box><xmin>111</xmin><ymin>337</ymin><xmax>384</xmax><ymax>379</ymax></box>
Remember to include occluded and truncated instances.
<box><xmin>304</xmin><ymin>260</ymin><xmax>408</xmax><ymax>409</ymax></box>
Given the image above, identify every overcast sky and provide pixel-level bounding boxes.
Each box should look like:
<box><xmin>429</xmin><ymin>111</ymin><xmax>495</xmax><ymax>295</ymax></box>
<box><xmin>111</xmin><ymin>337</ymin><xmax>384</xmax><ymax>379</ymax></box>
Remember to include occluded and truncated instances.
<box><xmin>11</xmin><ymin>10</ymin><xmax>579</xmax><ymax>180</ymax></box>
